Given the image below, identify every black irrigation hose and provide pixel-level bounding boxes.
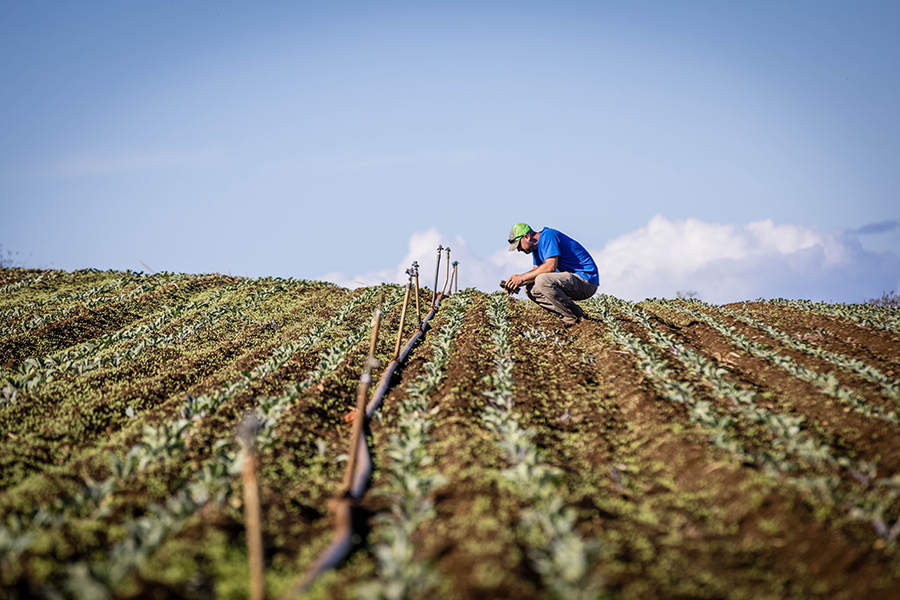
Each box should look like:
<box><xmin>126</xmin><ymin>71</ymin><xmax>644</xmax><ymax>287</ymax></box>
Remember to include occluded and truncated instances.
<box><xmin>286</xmin><ymin>293</ymin><xmax>449</xmax><ymax>598</ymax></box>
<box><xmin>352</xmin><ymin>293</ymin><xmax>446</xmax><ymax>496</ymax></box>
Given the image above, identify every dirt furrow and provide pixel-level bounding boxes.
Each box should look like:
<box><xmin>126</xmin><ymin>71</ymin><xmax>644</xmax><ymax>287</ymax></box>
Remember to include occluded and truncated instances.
<box><xmin>575</xmin><ymin>304</ymin><xmax>899</xmax><ymax>599</ymax></box>
<box><xmin>642</xmin><ymin>301</ymin><xmax>900</xmax><ymax>475</ymax></box>
<box><xmin>702</xmin><ymin>303</ymin><xmax>900</xmax><ymax>411</ymax></box>
<box><xmin>730</xmin><ymin>302</ymin><xmax>900</xmax><ymax>368</ymax></box>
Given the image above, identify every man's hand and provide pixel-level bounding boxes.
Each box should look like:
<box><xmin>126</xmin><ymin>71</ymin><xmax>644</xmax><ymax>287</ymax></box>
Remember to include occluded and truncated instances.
<box><xmin>499</xmin><ymin>279</ymin><xmax>521</xmax><ymax>294</ymax></box>
<box><xmin>506</xmin><ymin>273</ymin><xmax>527</xmax><ymax>291</ymax></box>
<box><xmin>502</xmin><ymin>274</ymin><xmax>527</xmax><ymax>294</ymax></box>
<box><xmin>503</xmin><ymin>258</ymin><xmax>558</xmax><ymax>294</ymax></box>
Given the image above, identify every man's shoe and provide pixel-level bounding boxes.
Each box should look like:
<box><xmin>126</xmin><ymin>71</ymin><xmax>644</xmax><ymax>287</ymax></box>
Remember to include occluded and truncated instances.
<box><xmin>563</xmin><ymin>316</ymin><xmax>580</xmax><ymax>328</ymax></box>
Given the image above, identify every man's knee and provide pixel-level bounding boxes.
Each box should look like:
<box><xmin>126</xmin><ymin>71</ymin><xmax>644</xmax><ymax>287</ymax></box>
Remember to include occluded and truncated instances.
<box><xmin>533</xmin><ymin>273</ymin><xmax>554</xmax><ymax>293</ymax></box>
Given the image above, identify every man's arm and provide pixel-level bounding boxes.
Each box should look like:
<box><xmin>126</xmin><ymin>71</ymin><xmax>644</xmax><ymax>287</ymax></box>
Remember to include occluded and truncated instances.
<box><xmin>505</xmin><ymin>256</ymin><xmax>558</xmax><ymax>291</ymax></box>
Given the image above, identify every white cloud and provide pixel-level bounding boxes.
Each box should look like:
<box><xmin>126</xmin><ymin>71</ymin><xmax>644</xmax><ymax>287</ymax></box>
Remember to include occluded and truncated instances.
<box><xmin>593</xmin><ymin>215</ymin><xmax>900</xmax><ymax>302</ymax></box>
<box><xmin>44</xmin><ymin>147</ymin><xmax>228</xmax><ymax>176</ymax></box>
<box><xmin>322</xmin><ymin>216</ymin><xmax>900</xmax><ymax>303</ymax></box>
<box><xmin>321</xmin><ymin>227</ymin><xmax>527</xmax><ymax>293</ymax></box>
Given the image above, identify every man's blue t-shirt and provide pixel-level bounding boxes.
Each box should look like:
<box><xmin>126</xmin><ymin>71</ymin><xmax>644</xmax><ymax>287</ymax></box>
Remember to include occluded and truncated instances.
<box><xmin>532</xmin><ymin>227</ymin><xmax>600</xmax><ymax>286</ymax></box>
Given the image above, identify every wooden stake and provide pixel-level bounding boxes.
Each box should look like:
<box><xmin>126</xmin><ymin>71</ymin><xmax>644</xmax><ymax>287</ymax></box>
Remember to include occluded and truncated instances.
<box><xmin>238</xmin><ymin>415</ymin><xmax>264</xmax><ymax>600</ymax></box>
<box><xmin>412</xmin><ymin>261</ymin><xmax>421</xmax><ymax>327</ymax></box>
<box><xmin>367</xmin><ymin>295</ymin><xmax>383</xmax><ymax>358</ymax></box>
<box><xmin>451</xmin><ymin>261</ymin><xmax>459</xmax><ymax>294</ymax></box>
<box><xmin>343</xmin><ymin>297</ymin><xmax>383</xmax><ymax>493</ymax></box>
<box><xmin>137</xmin><ymin>259</ymin><xmax>155</xmax><ymax>275</ymax></box>
<box><xmin>431</xmin><ymin>245</ymin><xmax>443</xmax><ymax>306</ymax></box>
<box><xmin>440</xmin><ymin>247</ymin><xmax>452</xmax><ymax>296</ymax></box>
<box><xmin>393</xmin><ymin>271</ymin><xmax>413</xmax><ymax>361</ymax></box>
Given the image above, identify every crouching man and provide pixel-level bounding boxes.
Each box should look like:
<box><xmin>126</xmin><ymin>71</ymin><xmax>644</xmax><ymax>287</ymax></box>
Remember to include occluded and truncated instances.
<box><xmin>502</xmin><ymin>223</ymin><xmax>599</xmax><ymax>327</ymax></box>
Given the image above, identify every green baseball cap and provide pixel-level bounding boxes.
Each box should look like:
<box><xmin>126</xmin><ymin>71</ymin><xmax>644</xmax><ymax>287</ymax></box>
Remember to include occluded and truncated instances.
<box><xmin>508</xmin><ymin>223</ymin><xmax>532</xmax><ymax>252</ymax></box>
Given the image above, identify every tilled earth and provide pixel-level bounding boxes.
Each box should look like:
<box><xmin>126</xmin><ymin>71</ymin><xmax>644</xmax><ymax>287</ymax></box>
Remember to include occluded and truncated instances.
<box><xmin>1</xmin><ymin>267</ymin><xmax>898</xmax><ymax>599</ymax></box>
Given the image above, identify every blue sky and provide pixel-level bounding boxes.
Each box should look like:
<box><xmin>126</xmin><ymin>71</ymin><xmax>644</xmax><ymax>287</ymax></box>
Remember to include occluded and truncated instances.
<box><xmin>2</xmin><ymin>1</ymin><xmax>898</xmax><ymax>302</ymax></box>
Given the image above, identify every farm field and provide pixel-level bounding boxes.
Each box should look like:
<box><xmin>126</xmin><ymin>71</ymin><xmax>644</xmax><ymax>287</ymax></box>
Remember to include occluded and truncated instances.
<box><xmin>1</xmin><ymin>266</ymin><xmax>899</xmax><ymax>599</ymax></box>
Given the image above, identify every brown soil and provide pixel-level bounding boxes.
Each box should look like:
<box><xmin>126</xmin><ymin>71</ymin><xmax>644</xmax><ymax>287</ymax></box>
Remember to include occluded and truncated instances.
<box><xmin>2</xmin><ymin>277</ymin><xmax>899</xmax><ymax>599</ymax></box>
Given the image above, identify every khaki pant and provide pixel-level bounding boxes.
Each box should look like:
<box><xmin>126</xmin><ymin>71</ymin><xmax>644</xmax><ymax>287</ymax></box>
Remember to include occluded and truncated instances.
<box><xmin>525</xmin><ymin>272</ymin><xmax>598</xmax><ymax>323</ymax></box>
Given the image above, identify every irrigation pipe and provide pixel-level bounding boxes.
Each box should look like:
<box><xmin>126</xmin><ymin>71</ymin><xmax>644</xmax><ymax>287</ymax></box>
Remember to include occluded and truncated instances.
<box><xmin>342</xmin><ymin>296</ymin><xmax>383</xmax><ymax>494</ymax></box>
<box><xmin>286</xmin><ymin>296</ymin><xmax>385</xmax><ymax>599</ymax></box>
<box><xmin>392</xmin><ymin>270</ymin><xmax>413</xmax><ymax>361</ymax></box>
<box><xmin>430</xmin><ymin>245</ymin><xmax>443</xmax><ymax>306</ymax></box>
<box><xmin>451</xmin><ymin>260</ymin><xmax>459</xmax><ymax>294</ymax></box>
<box><xmin>370</xmin><ymin>294</ymin><xmax>445</xmax><ymax>416</ymax></box>
<box><xmin>289</xmin><ymin>290</ymin><xmax>452</xmax><ymax>598</ymax></box>
<box><xmin>412</xmin><ymin>261</ymin><xmax>421</xmax><ymax>326</ymax></box>
<box><xmin>283</xmin><ymin>498</ymin><xmax>355</xmax><ymax>598</ymax></box>
<box><xmin>440</xmin><ymin>247</ymin><xmax>451</xmax><ymax>297</ymax></box>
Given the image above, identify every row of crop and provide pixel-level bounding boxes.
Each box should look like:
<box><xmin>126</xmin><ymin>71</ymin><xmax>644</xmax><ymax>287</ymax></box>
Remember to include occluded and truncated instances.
<box><xmin>356</xmin><ymin>290</ymin><xmax>473</xmax><ymax>600</ymax></box>
<box><xmin>71</xmin><ymin>286</ymin><xmax>403</xmax><ymax>597</ymax></box>
<box><xmin>5</xmin><ymin>283</ymin><xmax>390</xmax><ymax>520</ymax></box>
<box><xmin>1</xmin><ymin>286</ymin><xmax>404</xmax><ymax>596</ymax></box>
<box><xmin>1</xmin><ymin>275</ymin><xmax>215</xmax><ymax>377</ymax></box>
<box><xmin>2</xmin><ymin>277</ymin><xmax>320</xmax><ymax>406</ymax></box>
<box><xmin>288</xmin><ymin>258</ymin><xmax>466</xmax><ymax>595</ymax></box>
<box><xmin>0</xmin><ymin>276</ymin><xmax>129</xmax><ymax>322</ymax></box>
<box><xmin>659</xmin><ymin>299</ymin><xmax>899</xmax><ymax>424</ymax></box>
<box><xmin>615</xmin><ymin>297</ymin><xmax>865</xmax><ymax>470</ymax></box>
<box><xmin>154</xmin><ymin>283</ymin><xmax>395</xmax><ymax>460</ymax></box>
<box><xmin>0</xmin><ymin>269</ymin><xmax>70</xmax><ymax>295</ymax></box>
<box><xmin>586</xmin><ymin>296</ymin><xmax>900</xmax><ymax>543</ymax></box>
<box><xmin>0</xmin><ymin>278</ymin><xmax>269</xmax><ymax>406</ymax></box>
<box><xmin>0</xmin><ymin>283</ymin><xmax>371</xmax><ymax>528</ymax></box>
<box><xmin>0</xmin><ymin>282</ymin><xmax>350</xmax><ymax>506</ymax></box>
<box><xmin>766</xmin><ymin>298</ymin><xmax>900</xmax><ymax>334</ymax></box>
<box><xmin>0</xmin><ymin>272</ymin><xmax>198</xmax><ymax>338</ymax></box>
<box><xmin>715</xmin><ymin>302</ymin><xmax>900</xmax><ymax>402</ymax></box>
<box><xmin>0</xmin><ymin>269</ymin><xmax>192</xmax><ymax>301</ymax></box>
<box><xmin>0</xmin><ymin>269</ymin><xmax>192</xmax><ymax>319</ymax></box>
<box><xmin>0</xmin><ymin>276</ymin><xmax>326</xmax><ymax>540</ymax></box>
<box><xmin>480</xmin><ymin>293</ymin><xmax>598</xmax><ymax>599</ymax></box>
